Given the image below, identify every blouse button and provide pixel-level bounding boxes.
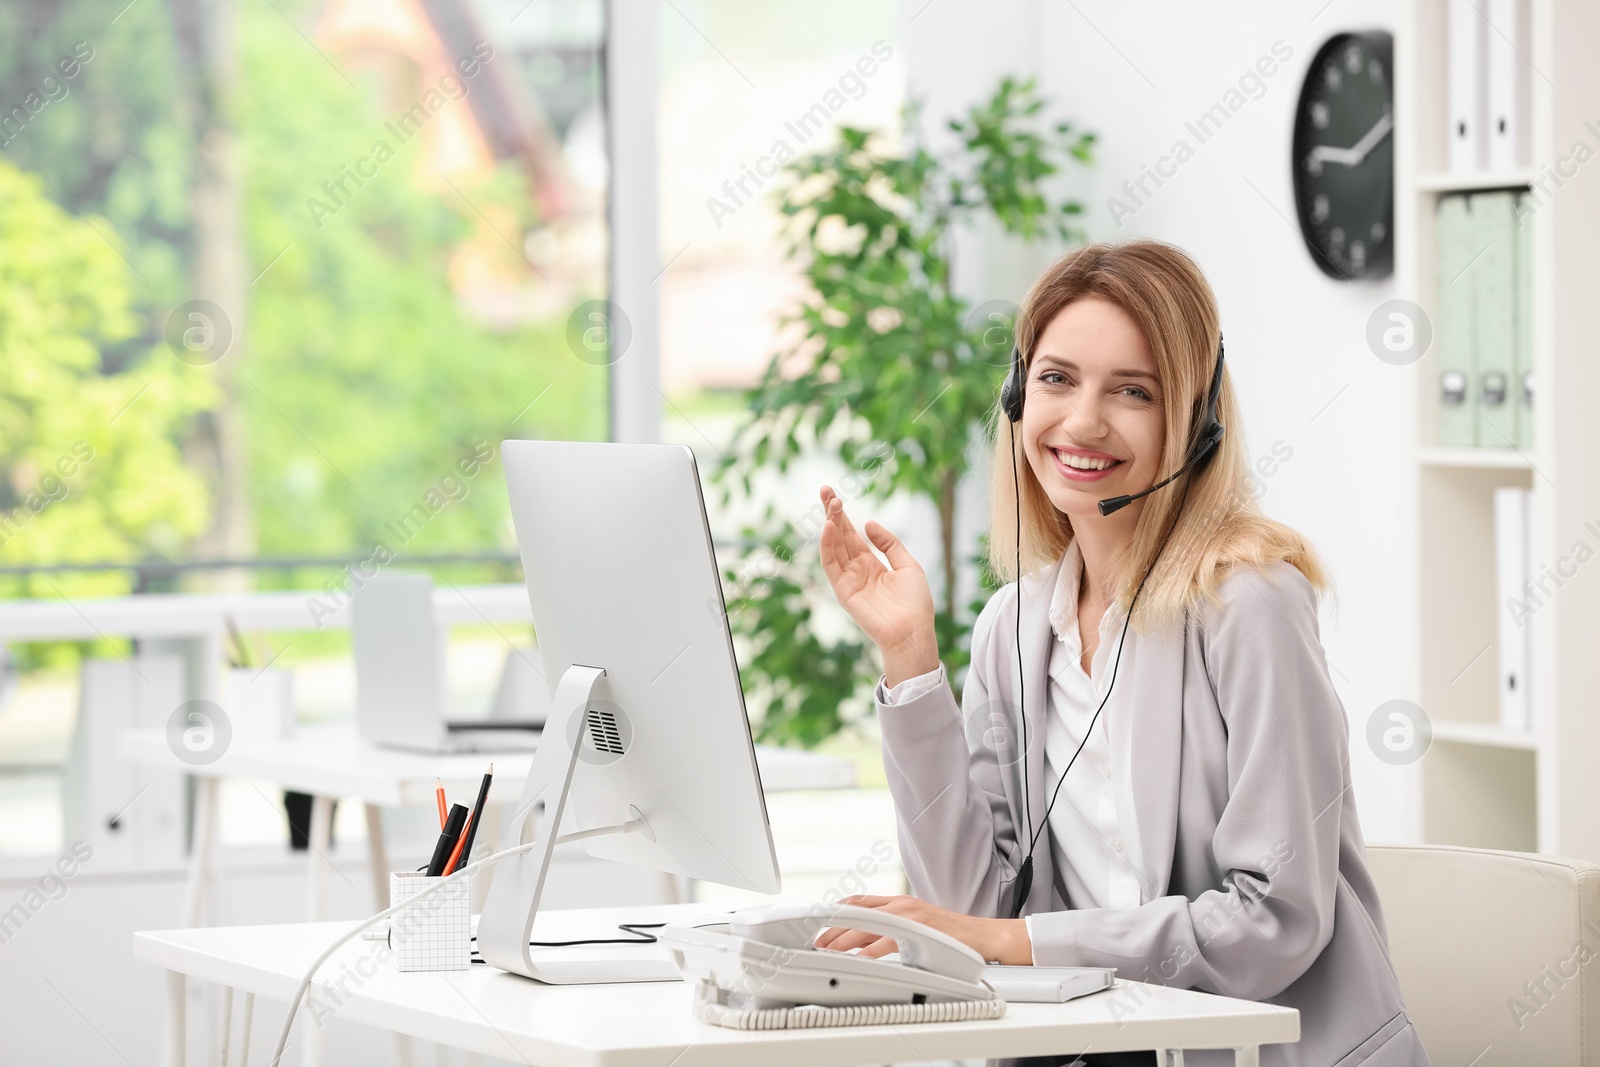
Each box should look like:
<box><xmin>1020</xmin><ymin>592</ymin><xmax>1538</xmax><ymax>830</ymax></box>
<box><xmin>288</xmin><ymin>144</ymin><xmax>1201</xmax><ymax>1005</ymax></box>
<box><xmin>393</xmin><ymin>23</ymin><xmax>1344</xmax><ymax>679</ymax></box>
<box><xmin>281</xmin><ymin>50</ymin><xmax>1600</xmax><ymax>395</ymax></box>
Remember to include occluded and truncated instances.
<box><xmin>1112</xmin><ymin>838</ymin><xmax>1124</xmax><ymax>852</ymax></box>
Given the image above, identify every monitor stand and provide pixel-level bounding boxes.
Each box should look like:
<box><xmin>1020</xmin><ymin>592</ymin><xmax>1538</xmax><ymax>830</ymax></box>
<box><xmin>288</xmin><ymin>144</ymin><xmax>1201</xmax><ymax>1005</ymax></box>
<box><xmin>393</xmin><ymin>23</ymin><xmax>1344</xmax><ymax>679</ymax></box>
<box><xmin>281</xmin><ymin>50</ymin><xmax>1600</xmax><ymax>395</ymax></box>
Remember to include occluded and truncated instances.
<box><xmin>476</xmin><ymin>664</ymin><xmax>678</xmax><ymax>984</ymax></box>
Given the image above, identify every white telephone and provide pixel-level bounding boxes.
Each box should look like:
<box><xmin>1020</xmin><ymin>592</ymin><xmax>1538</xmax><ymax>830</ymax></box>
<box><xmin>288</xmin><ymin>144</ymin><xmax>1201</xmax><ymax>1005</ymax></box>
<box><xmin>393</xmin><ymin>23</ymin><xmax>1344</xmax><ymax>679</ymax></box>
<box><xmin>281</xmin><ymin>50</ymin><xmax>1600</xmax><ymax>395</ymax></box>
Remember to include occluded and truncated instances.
<box><xmin>659</xmin><ymin>902</ymin><xmax>1006</xmax><ymax>1029</ymax></box>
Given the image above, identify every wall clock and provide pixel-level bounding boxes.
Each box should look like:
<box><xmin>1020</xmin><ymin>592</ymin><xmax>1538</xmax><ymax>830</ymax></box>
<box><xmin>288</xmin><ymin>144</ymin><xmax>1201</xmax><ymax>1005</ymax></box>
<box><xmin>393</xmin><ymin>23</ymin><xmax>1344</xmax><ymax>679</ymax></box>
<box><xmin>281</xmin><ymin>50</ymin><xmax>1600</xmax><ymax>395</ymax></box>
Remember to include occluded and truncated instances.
<box><xmin>1292</xmin><ymin>31</ymin><xmax>1395</xmax><ymax>280</ymax></box>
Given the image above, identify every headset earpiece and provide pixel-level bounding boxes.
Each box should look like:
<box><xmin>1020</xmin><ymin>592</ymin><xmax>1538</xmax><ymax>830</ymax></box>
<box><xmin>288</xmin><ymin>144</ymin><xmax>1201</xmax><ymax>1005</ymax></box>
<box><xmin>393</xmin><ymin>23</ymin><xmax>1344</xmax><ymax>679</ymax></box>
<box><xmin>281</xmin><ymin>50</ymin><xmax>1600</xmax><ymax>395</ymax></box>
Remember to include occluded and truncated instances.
<box><xmin>1187</xmin><ymin>337</ymin><xmax>1227</xmax><ymax>473</ymax></box>
<box><xmin>1001</xmin><ymin>346</ymin><xmax>1025</xmax><ymax>424</ymax></box>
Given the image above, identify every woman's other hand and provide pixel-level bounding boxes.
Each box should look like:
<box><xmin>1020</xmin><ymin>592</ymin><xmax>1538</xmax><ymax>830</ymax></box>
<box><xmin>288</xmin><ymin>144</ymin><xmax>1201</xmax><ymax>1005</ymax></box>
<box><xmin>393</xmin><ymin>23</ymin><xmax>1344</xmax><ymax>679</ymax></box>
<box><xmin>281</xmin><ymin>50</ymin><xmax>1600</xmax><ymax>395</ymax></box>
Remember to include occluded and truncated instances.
<box><xmin>817</xmin><ymin>486</ymin><xmax>939</xmax><ymax>687</ymax></box>
<box><xmin>814</xmin><ymin>894</ymin><xmax>1033</xmax><ymax>966</ymax></box>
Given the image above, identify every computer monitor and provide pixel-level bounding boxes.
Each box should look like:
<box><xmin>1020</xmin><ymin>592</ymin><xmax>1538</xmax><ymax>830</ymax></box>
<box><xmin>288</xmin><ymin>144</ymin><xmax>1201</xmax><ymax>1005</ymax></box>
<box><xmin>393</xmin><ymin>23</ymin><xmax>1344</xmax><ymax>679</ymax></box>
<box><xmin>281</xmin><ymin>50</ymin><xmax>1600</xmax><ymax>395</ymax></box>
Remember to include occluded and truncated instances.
<box><xmin>477</xmin><ymin>439</ymin><xmax>782</xmax><ymax>984</ymax></box>
<box><xmin>352</xmin><ymin>570</ymin><xmax>545</xmax><ymax>753</ymax></box>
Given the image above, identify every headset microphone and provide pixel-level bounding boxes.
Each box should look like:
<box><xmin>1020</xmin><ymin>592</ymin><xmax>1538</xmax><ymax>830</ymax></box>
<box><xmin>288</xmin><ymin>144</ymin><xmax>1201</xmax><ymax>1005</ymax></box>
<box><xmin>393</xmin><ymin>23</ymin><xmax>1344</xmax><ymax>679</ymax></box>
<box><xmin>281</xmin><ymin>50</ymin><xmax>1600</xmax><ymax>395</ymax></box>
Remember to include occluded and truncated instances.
<box><xmin>1094</xmin><ymin>418</ymin><xmax>1223</xmax><ymax>516</ymax></box>
<box><xmin>998</xmin><ymin>333</ymin><xmax>1225</xmax><ymax>919</ymax></box>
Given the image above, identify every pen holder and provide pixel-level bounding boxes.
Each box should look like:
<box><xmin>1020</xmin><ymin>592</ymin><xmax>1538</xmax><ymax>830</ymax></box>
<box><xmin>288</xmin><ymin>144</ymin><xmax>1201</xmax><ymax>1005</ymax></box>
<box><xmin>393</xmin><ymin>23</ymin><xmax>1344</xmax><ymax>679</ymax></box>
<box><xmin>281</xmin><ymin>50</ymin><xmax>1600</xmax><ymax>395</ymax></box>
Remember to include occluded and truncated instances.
<box><xmin>226</xmin><ymin>666</ymin><xmax>296</xmax><ymax>738</ymax></box>
<box><xmin>388</xmin><ymin>871</ymin><xmax>472</xmax><ymax>971</ymax></box>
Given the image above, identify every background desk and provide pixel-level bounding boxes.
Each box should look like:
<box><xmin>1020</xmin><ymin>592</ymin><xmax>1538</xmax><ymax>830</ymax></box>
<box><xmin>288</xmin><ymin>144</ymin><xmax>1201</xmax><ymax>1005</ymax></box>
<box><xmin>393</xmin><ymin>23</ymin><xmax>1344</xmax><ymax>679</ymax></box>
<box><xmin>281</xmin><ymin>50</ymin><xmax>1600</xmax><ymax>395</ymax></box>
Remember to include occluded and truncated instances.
<box><xmin>136</xmin><ymin>904</ymin><xmax>1300</xmax><ymax>1067</ymax></box>
<box><xmin>122</xmin><ymin>721</ymin><xmax>858</xmax><ymax>923</ymax></box>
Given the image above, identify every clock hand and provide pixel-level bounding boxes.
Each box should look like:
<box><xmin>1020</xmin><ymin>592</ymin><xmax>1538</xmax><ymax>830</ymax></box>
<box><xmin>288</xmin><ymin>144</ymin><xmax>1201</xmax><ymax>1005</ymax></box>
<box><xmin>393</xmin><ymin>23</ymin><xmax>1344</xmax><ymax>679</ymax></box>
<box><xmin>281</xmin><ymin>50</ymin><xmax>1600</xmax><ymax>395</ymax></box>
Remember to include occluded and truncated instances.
<box><xmin>1308</xmin><ymin>143</ymin><xmax>1355</xmax><ymax>166</ymax></box>
<box><xmin>1308</xmin><ymin>112</ymin><xmax>1394</xmax><ymax>167</ymax></box>
<box><xmin>1345</xmin><ymin>111</ymin><xmax>1394</xmax><ymax>164</ymax></box>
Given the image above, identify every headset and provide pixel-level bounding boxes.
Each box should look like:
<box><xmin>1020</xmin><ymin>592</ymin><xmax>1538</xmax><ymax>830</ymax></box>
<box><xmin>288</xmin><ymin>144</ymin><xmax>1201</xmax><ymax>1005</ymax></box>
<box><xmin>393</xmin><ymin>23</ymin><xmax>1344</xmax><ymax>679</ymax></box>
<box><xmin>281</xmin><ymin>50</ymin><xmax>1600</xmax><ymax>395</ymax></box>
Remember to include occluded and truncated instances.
<box><xmin>999</xmin><ymin>332</ymin><xmax>1225</xmax><ymax>918</ymax></box>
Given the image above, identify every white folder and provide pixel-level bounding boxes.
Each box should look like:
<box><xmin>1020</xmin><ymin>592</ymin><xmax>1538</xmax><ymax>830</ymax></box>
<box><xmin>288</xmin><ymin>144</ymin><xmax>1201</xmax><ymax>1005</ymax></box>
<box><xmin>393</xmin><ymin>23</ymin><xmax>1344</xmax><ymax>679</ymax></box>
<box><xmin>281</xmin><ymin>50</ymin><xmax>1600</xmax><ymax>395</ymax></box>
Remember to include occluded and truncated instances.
<box><xmin>1494</xmin><ymin>486</ymin><xmax>1532</xmax><ymax>733</ymax></box>
<box><xmin>1486</xmin><ymin>0</ymin><xmax>1530</xmax><ymax>171</ymax></box>
<box><xmin>1449</xmin><ymin>0</ymin><xmax>1487</xmax><ymax>173</ymax></box>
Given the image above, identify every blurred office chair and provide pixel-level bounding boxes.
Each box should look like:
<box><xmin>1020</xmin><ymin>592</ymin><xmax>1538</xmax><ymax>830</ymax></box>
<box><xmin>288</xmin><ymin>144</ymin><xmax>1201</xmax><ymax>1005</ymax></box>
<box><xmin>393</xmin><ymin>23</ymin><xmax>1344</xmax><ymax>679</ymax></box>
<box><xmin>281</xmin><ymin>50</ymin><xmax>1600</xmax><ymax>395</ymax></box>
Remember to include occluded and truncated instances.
<box><xmin>1366</xmin><ymin>842</ymin><xmax>1600</xmax><ymax>1065</ymax></box>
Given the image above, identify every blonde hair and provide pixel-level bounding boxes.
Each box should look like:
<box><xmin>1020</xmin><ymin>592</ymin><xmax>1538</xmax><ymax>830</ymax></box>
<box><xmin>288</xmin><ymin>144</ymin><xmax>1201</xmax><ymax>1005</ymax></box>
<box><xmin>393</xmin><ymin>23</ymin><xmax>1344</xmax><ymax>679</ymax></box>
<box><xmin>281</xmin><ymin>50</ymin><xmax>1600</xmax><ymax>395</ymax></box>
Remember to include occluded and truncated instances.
<box><xmin>984</xmin><ymin>239</ymin><xmax>1330</xmax><ymax>632</ymax></box>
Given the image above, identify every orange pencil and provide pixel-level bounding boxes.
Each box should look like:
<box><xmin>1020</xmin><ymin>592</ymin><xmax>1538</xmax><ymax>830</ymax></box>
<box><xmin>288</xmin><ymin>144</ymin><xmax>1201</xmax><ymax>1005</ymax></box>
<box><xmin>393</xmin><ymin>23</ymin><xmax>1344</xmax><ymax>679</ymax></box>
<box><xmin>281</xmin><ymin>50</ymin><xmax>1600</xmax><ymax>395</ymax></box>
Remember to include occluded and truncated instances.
<box><xmin>441</xmin><ymin>812</ymin><xmax>473</xmax><ymax>876</ymax></box>
<box><xmin>435</xmin><ymin>777</ymin><xmax>447</xmax><ymax>829</ymax></box>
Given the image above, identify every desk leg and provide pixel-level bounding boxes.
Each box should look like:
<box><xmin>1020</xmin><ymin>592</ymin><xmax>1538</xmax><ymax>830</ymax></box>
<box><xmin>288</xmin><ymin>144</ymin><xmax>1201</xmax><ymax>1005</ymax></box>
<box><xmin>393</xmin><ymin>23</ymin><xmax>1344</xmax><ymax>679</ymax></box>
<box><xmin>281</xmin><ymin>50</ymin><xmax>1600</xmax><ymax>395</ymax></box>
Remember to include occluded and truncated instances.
<box><xmin>306</xmin><ymin>795</ymin><xmax>334</xmax><ymax>921</ymax></box>
<box><xmin>301</xmin><ymin>1009</ymin><xmax>320</xmax><ymax>1067</ymax></box>
<box><xmin>219</xmin><ymin>986</ymin><xmax>234</xmax><ymax>1066</ymax></box>
<box><xmin>302</xmin><ymin>797</ymin><xmax>333</xmax><ymax>1067</ymax></box>
<box><xmin>362</xmin><ymin>807</ymin><xmax>414</xmax><ymax>1067</ymax></box>
<box><xmin>364</xmin><ymin>803</ymin><xmax>388</xmax><ymax>911</ymax></box>
<box><xmin>1161</xmin><ymin>1051</ymin><xmax>1185</xmax><ymax>1067</ymax></box>
<box><xmin>170</xmin><ymin>778</ymin><xmax>214</xmax><ymax>1067</ymax></box>
<box><xmin>165</xmin><ymin>971</ymin><xmax>186</xmax><ymax>1067</ymax></box>
<box><xmin>183</xmin><ymin>777</ymin><xmax>219</xmax><ymax>926</ymax></box>
<box><xmin>1233</xmin><ymin>1047</ymin><xmax>1259</xmax><ymax>1067</ymax></box>
<box><xmin>238</xmin><ymin>993</ymin><xmax>254</xmax><ymax>1067</ymax></box>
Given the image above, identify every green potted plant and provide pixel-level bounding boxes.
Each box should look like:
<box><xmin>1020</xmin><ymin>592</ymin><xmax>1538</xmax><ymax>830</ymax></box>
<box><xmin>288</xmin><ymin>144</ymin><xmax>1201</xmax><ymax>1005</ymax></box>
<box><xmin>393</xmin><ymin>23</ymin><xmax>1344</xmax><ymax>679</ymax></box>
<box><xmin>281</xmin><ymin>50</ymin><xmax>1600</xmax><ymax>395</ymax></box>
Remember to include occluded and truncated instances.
<box><xmin>712</xmin><ymin>76</ymin><xmax>1095</xmax><ymax>748</ymax></box>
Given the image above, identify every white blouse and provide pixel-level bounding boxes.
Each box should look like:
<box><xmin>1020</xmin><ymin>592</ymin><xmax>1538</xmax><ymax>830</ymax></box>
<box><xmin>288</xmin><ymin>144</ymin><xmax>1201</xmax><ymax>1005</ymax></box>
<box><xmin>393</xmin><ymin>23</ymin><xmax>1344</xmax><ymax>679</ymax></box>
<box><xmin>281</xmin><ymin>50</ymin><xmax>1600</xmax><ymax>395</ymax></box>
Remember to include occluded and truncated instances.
<box><xmin>877</xmin><ymin>540</ymin><xmax>1147</xmax><ymax>959</ymax></box>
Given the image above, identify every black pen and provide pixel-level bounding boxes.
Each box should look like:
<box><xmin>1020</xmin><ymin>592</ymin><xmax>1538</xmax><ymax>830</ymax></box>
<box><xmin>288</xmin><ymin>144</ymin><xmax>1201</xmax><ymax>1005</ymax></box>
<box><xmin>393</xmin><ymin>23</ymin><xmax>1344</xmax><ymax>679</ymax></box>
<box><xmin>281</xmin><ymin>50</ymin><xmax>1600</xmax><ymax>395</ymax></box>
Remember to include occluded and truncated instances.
<box><xmin>426</xmin><ymin>803</ymin><xmax>469</xmax><ymax>877</ymax></box>
<box><xmin>450</xmin><ymin>763</ymin><xmax>494</xmax><ymax>875</ymax></box>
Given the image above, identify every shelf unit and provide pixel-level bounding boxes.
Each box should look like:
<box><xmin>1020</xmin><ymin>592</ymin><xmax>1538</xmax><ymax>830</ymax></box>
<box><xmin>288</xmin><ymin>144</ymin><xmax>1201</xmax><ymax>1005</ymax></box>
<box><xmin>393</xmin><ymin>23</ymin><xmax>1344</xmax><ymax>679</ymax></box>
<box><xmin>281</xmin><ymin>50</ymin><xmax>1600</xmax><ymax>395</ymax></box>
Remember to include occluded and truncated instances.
<box><xmin>1415</xmin><ymin>446</ymin><xmax>1533</xmax><ymax>470</ymax></box>
<box><xmin>1398</xmin><ymin>0</ymin><xmax>1600</xmax><ymax>859</ymax></box>
<box><xmin>1414</xmin><ymin>169</ymin><xmax>1536</xmax><ymax>192</ymax></box>
<box><xmin>1429</xmin><ymin>721</ymin><xmax>1539</xmax><ymax>751</ymax></box>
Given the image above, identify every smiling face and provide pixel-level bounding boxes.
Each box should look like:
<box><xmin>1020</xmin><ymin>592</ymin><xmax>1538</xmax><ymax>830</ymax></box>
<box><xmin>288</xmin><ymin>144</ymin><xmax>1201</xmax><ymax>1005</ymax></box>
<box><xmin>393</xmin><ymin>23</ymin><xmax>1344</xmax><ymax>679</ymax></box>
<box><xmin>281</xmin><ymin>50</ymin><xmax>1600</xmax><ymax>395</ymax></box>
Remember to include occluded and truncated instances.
<box><xmin>1021</xmin><ymin>296</ymin><xmax>1168</xmax><ymax>528</ymax></box>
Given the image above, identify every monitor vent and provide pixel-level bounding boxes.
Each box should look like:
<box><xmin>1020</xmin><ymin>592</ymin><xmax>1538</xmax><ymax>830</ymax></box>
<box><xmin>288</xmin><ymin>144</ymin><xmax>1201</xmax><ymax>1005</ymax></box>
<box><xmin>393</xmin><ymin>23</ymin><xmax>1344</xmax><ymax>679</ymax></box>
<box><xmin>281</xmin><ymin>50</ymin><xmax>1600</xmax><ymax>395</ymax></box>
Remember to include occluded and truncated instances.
<box><xmin>586</xmin><ymin>709</ymin><xmax>626</xmax><ymax>755</ymax></box>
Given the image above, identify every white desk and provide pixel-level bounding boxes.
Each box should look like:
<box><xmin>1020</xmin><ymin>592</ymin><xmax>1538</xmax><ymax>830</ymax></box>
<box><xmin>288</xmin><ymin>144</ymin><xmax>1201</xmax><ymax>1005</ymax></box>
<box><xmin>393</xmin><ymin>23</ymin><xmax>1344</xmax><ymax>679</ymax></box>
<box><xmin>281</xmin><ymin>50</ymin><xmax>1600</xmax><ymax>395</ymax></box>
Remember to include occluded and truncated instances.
<box><xmin>0</xmin><ymin>582</ymin><xmax>536</xmax><ymax>911</ymax></box>
<box><xmin>0</xmin><ymin>583</ymin><xmax>532</xmax><ymax>641</ymax></box>
<box><xmin>136</xmin><ymin>904</ymin><xmax>1300</xmax><ymax>1067</ymax></box>
<box><xmin>121</xmin><ymin>721</ymin><xmax>857</xmax><ymax>924</ymax></box>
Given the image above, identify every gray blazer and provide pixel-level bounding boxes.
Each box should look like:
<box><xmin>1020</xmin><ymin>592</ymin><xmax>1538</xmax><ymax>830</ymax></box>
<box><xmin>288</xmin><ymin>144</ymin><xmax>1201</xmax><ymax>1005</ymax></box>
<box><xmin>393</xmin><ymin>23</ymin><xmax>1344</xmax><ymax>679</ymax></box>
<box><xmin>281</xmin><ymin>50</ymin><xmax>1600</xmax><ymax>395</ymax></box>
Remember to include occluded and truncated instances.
<box><xmin>876</xmin><ymin>556</ymin><xmax>1431</xmax><ymax>1067</ymax></box>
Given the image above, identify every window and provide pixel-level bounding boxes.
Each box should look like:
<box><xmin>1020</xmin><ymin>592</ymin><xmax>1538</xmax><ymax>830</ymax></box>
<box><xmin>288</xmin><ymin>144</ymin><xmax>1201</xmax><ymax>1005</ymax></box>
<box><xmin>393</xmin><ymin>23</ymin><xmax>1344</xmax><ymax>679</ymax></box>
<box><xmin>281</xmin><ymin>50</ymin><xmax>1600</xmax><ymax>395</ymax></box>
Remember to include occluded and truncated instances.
<box><xmin>0</xmin><ymin>0</ymin><xmax>608</xmax><ymax>854</ymax></box>
<box><xmin>655</xmin><ymin>0</ymin><xmax>903</xmax><ymax>544</ymax></box>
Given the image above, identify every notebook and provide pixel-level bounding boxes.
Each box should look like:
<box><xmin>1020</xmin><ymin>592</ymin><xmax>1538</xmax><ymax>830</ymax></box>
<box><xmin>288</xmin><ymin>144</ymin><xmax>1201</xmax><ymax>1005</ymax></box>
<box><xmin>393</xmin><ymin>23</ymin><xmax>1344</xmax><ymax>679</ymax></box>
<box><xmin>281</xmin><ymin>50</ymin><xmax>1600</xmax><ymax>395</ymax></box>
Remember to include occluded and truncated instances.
<box><xmin>983</xmin><ymin>965</ymin><xmax>1116</xmax><ymax>1003</ymax></box>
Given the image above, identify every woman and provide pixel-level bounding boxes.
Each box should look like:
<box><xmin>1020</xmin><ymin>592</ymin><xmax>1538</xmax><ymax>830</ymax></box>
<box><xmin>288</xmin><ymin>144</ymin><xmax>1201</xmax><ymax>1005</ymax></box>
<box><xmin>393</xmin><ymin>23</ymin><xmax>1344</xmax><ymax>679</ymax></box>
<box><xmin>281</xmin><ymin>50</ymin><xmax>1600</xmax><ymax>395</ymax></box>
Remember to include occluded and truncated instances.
<box><xmin>815</xmin><ymin>241</ymin><xmax>1428</xmax><ymax>1067</ymax></box>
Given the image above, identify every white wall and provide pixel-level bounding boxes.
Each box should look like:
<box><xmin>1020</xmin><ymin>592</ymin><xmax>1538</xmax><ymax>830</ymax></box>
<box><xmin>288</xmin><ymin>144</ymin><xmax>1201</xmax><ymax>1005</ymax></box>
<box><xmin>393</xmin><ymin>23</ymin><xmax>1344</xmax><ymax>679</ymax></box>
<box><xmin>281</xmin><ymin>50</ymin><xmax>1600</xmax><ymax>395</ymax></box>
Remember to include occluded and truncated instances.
<box><xmin>903</xmin><ymin>0</ymin><xmax>1418</xmax><ymax>843</ymax></box>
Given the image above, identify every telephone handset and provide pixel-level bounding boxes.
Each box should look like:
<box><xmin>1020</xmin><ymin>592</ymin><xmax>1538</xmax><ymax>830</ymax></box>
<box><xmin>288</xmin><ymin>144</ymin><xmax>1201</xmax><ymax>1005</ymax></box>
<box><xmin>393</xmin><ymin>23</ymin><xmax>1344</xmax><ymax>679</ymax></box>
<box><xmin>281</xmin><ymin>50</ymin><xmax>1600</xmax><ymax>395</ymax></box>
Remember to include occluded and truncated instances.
<box><xmin>730</xmin><ymin>902</ymin><xmax>987</xmax><ymax>984</ymax></box>
<box><xmin>660</xmin><ymin>902</ymin><xmax>1001</xmax><ymax>1015</ymax></box>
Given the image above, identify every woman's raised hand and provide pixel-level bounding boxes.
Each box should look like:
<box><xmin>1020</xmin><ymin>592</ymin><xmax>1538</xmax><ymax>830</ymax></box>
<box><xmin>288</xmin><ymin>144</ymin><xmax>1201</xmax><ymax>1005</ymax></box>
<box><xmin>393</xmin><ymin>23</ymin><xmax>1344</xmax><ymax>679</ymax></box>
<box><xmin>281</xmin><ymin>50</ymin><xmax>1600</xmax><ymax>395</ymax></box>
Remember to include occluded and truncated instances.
<box><xmin>817</xmin><ymin>486</ymin><xmax>940</xmax><ymax>687</ymax></box>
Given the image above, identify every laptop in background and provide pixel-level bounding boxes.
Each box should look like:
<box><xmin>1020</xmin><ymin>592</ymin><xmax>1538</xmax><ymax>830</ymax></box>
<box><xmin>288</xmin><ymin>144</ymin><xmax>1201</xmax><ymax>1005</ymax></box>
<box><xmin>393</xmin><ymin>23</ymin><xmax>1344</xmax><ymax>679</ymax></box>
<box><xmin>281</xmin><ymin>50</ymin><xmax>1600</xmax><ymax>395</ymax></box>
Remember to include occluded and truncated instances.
<box><xmin>353</xmin><ymin>571</ymin><xmax>545</xmax><ymax>753</ymax></box>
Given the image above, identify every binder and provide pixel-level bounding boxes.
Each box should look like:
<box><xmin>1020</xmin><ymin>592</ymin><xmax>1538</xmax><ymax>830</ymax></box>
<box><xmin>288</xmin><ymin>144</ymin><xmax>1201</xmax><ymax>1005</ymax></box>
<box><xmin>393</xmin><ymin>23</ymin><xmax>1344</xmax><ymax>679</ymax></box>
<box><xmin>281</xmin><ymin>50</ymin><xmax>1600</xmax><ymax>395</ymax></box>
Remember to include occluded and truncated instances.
<box><xmin>1486</xmin><ymin>0</ymin><xmax>1530</xmax><ymax>172</ymax></box>
<box><xmin>1494</xmin><ymin>486</ymin><xmax>1532</xmax><ymax>733</ymax></box>
<box><xmin>63</xmin><ymin>655</ymin><xmax>188</xmax><ymax>868</ymax></box>
<box><xmin>1514</xmin><ymin>191</ymin><xmax>1534</xmax><ymax>449</ymax></box>
<box><xmin>1472</xmin><ymin>191</ymin><xmax>1517</xmax><ymax>448</ymax></box>
<box><xmin>1525</xmin><ymin>490</ymin><xmax>1538</xmax><ymax>732</ymax></box>
<box><xmin>1448</xmin><ymin>0</ymin><xmax>1487</xmax><ymax>173</ymax></box>
<box><xmin>1435</xmin><ymin>194</ymin><xmax>1477</xmax><ymax>446</ymax></box>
